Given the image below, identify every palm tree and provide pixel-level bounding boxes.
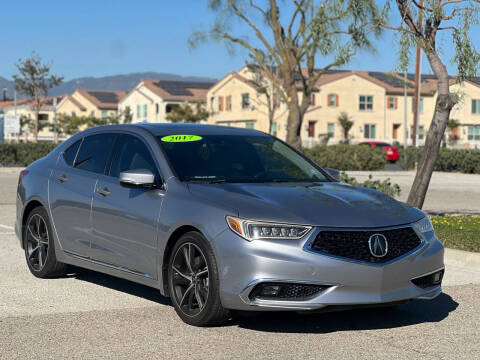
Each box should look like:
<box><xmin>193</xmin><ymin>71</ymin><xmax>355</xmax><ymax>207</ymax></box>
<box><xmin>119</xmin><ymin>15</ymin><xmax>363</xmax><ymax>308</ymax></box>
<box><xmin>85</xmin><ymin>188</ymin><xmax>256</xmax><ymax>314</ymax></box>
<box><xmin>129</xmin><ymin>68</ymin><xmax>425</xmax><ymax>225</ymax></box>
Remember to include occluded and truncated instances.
<box><xmin>337</xmin><ymin>112</ymin><xmax>354</xmax><ymax>144</ymax></box>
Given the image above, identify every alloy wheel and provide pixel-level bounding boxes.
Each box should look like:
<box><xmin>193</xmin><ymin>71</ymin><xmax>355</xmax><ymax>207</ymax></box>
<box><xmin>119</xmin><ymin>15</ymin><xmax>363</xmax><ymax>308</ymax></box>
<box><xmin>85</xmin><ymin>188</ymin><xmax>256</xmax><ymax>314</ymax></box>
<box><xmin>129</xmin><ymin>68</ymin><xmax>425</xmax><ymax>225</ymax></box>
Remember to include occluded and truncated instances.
<box><xmin>171</xmin><ymin>242</ymin><xmax>210</xmax><ymax>317</ymax></box>
<box><xmin>26</xmin><ymin>214</ymin><xmax>49</xmax><ymax>271</ymax></box>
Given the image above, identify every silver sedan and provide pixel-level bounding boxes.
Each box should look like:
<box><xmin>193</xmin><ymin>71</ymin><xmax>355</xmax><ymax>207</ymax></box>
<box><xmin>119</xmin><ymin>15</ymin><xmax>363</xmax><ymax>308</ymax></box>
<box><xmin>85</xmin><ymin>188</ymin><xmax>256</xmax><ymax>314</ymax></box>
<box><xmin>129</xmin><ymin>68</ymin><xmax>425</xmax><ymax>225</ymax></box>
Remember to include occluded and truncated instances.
<box><xmin>15</xmin><ymin>124</ymin><xmax>444</xmax><ymax>326</ymax></box>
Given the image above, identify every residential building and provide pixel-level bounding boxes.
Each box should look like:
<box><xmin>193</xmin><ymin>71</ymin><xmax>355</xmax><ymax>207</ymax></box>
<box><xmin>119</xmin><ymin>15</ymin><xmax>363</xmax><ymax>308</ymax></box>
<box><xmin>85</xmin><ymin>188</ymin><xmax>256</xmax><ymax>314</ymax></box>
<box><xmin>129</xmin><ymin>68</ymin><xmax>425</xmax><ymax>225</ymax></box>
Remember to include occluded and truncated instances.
<box><xmin>118</xmin><ymin>80</ymin><xmax>214</xmax><ymax>124</ymax></box>
<box><xmin>3</xmin><ymin>96</ymin><xmax>65</xmax><ymax>141</ymax></box>
<box><xmin>207</xmin><ymin>66</ymin><xmax>480</xmax><ymax>148</ymax></box>
<box><xmin>56</xmin><ymin>89</ymin><xmax>126</xmax><ymax>120</ymax></box>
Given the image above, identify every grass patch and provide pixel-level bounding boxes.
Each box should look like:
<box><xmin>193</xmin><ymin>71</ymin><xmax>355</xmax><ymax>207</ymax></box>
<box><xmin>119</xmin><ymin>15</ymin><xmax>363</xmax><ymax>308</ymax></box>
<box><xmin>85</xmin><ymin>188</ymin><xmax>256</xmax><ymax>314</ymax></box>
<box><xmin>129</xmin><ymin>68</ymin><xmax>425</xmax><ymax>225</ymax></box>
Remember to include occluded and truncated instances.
<box><xmin>431</xmin><ymin>215</ymin><xmax>480</xmax><ymax>253</ymax></box>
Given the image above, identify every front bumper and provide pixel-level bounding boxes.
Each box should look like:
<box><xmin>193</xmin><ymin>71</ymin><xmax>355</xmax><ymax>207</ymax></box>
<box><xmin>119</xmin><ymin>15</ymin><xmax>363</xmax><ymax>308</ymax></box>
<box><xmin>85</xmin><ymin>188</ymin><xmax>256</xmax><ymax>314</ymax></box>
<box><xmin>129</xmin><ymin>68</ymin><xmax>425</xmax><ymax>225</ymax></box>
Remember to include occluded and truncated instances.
<box><xmin>214</xmin><ymin>226</ymin><xmax>444</xmax><ymax>311</ymax></box>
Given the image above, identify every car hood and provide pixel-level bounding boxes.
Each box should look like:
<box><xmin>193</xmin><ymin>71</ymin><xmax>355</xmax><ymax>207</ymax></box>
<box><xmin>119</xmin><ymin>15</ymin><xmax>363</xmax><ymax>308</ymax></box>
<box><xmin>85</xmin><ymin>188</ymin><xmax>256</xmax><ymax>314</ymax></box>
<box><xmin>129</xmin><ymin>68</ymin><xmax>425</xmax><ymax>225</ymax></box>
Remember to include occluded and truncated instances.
<box><xmin>187</xmin><ymin>182</ymin><xmax>424</xmax><ymax>228</ymax></box>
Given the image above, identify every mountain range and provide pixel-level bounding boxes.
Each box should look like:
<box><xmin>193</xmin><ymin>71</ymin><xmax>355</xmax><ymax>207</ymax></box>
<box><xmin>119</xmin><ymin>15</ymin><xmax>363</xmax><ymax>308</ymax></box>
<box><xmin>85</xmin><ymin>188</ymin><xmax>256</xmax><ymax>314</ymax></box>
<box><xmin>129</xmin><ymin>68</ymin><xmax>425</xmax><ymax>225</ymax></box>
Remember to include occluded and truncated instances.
<box><xmin>0</xmin><ymin>72</ymin><xmax>217</xmax><ymax>100</ymax></box>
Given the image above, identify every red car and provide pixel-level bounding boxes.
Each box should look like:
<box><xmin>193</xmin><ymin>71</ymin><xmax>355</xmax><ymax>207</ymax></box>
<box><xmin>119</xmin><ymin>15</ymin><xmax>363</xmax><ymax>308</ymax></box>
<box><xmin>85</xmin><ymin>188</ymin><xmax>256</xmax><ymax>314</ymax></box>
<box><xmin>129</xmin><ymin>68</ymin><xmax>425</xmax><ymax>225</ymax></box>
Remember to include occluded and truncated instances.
<box><xmin>359</xmin><ymin>141</ymin><xmax>400</xmax><ymax>163</ymax></box>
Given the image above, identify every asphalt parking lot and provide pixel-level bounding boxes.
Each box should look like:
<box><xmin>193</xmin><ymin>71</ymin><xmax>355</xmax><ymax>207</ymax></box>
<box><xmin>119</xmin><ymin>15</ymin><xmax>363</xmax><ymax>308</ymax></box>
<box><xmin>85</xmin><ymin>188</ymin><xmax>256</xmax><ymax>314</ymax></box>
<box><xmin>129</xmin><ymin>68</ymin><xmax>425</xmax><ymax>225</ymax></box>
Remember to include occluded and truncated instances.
<box><xmin>1</xmin><ymin>168</ymin><xmax>479</xmax><ymax>359</ymax></box>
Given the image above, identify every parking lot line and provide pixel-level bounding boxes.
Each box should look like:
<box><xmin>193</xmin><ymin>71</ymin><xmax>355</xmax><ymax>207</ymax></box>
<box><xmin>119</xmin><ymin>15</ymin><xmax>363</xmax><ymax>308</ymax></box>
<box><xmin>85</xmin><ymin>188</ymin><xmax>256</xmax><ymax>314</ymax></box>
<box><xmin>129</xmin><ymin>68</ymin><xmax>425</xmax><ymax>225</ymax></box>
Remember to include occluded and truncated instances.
<box><xmin>0</xmin><ymin>224</ymin><xmax>14</xmax><ymax>230</ymax></box>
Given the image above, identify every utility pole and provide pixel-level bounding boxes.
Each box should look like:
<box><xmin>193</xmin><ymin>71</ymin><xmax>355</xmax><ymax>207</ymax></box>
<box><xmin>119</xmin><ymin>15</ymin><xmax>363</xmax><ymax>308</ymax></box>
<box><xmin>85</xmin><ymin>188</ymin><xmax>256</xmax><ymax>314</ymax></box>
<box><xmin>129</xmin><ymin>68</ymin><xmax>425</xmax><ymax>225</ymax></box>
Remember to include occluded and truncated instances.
<box><xmin>412</xmin><ymin>0</ymin><xmax>424</xmax><ymax>148</ymax></box>
<box><xmin>53</xmin><ymin>97</ymin><xmax>57</xmax><ymax>143</ymax></box>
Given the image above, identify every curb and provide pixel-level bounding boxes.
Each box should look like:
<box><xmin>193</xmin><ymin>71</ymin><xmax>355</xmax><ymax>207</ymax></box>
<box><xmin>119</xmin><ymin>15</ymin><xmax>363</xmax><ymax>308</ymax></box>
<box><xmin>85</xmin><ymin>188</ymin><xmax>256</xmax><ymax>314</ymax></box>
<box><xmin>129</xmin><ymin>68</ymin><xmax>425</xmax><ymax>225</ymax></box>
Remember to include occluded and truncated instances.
<box><xmin>444</xmin><ymin>248</ymin><xmax>480</xmax><ymax>272</ymax></box>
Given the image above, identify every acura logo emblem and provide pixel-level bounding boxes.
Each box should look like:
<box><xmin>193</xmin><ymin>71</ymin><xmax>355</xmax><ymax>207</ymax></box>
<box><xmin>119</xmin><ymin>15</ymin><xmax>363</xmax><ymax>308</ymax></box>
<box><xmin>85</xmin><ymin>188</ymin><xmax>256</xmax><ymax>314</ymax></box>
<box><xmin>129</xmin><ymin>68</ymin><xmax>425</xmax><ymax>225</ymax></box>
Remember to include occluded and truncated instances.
<box><xmin>368</xmin><ymin>234</ymin><xmax>388</xmax><ymax>257</ymax></box>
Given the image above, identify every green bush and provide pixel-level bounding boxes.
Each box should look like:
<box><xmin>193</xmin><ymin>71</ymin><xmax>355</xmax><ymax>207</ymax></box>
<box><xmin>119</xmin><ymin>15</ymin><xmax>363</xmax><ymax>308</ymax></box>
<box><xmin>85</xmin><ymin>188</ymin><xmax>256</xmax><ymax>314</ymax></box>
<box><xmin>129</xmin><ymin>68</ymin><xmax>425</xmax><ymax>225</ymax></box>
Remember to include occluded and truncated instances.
<box><xmin>340</xmin><ymin>172</ymin><xmax>401</xmax><ymax>197</ymax></box>
<box><xmin>0</xmin><ymin>142</ymin><xmax>58</xmax><ymax>167</ymax></box>
<box><xmin>398</xmin><ymin>147</ymin><xmax>480</xmax><ymax>174</ymax></box>
<box><xmin>302</xmin><ymin>144</ymin><xmax>386</xmax><ymax>171</ymax></box>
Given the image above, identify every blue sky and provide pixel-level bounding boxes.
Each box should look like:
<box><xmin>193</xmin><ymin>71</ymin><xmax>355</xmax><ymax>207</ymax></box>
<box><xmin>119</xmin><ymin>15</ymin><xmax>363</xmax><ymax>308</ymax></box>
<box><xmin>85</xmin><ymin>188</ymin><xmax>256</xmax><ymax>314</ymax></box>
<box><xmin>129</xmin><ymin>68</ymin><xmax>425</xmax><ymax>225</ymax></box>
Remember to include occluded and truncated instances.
<box><xmin>1</xmin><ymin>0</ymin><xmax>478</xmax><ymax>81</ymax></box>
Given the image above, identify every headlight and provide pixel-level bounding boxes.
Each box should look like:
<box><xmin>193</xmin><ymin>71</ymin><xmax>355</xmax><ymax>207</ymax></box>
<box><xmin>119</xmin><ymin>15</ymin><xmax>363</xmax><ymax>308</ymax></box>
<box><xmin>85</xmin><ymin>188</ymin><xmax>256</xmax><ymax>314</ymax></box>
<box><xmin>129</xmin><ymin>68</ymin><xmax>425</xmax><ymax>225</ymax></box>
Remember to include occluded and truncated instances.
<box><xmin>226</xmin><ymin>216</ymin><xmax>312</xmax><ymax>241</ymax></box>
<box><xmin>413</xmin><ymin>216</ymin><xmax>434</xmax><ymax>233</ymax></box>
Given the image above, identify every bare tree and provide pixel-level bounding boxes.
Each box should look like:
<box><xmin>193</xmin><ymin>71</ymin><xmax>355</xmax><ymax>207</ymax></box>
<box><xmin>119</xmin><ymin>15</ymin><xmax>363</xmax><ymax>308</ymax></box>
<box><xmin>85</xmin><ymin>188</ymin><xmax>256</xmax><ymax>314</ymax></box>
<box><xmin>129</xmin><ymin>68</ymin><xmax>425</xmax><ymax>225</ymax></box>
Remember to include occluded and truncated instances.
<box><xmin>191</xmin><ymin>0</ymin><xmax>382</xmax><ymax>148</ymax></box>
<box><xmin>247</xmin><ymin>59</ymin><xmax>283</xmax><ymax>135</ymax></box>
<box><xmin>380</xmin><ymin>0</ymin><xmax>479</xmax><ymax>208</ymax></box>
<box><xmin>13</xmin><ymin>53</ymin><xmax>63</xmax><ymax>142</ymax></box>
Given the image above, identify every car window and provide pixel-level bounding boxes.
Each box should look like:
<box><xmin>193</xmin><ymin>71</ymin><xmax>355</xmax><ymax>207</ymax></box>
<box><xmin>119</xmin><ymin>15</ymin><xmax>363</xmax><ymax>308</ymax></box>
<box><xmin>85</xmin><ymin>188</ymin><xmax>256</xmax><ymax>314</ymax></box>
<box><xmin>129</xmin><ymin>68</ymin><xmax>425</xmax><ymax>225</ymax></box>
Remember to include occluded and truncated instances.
<box><xmin>74</xmin><ymin>133</ymin><xmax>117</xmax><ymax>174</ymax></box>
<box><xmin>158</xmin><ymin>135</ymin><xmax>328</xmax><ymax>183</ymax></box>
<box><xmin>109</xmin><ymin>134</ymin><xmax>158</xmax><ymax>178</ymax></box>
<box><xmin>63</xmin><ymin>140</ymin><xmax>81</xmax><ymax>166</ymax></box>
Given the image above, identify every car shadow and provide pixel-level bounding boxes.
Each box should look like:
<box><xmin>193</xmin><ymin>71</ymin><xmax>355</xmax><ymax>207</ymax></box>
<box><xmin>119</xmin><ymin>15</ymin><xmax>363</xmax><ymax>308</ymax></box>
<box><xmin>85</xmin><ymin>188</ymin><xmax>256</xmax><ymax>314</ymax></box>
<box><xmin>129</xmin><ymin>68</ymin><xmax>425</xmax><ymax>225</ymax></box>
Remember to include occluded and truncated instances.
<box><xmin>232</xmin><ymin>293</ymin><xmax>458</xmax><ymax>333</ymax></box>
<box><xmin>66</xmin><ymin>265</ymin><xmax>171</xmax><ymax>306</ymax></box>
<box><xmin>62</xmin><ymin>266</ymin><xmax>458</xmax><ymax>333</ymax></box>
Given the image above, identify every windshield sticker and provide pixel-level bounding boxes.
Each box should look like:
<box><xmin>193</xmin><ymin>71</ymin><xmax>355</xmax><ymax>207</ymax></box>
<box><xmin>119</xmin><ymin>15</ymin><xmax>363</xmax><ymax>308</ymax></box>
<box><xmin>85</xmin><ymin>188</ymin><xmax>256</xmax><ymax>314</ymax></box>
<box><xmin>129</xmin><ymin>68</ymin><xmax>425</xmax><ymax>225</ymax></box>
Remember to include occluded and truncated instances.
<box><xmin>161</xmin><ymin>135</ymin><xmax>203</xmax><ymax>143</ymax></box>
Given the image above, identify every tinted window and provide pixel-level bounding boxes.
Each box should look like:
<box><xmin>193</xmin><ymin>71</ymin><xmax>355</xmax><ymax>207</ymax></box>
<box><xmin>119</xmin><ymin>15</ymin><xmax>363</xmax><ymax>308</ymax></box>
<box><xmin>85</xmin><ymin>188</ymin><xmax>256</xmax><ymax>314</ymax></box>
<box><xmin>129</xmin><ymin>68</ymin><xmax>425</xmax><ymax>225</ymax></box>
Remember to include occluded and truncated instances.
<box><xmin>158</xmin><ymin>135</ymin><xmax>328</xmax><ymax>183</ymax></box>
<box><xmin>74</xmin><ymin>133</ymin><xmax>117</xmax><ymax>174</ymax></box>
<box><xmin>110</xmin><ymin>134</ymin><xmax>158</xmax><ymax>178</ymax></box>
<box><xmin>63</xmin><ymin>140</ymin><xmax>81</xmax><ymax>166</ymax></box>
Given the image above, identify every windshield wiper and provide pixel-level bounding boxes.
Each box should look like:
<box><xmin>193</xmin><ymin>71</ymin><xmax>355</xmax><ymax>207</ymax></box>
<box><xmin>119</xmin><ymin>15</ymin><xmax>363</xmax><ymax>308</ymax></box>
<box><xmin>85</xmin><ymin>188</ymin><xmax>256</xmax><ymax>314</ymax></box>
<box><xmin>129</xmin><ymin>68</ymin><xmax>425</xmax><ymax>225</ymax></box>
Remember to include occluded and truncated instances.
<box><xmin>186</xmin><ymin>179</ymin><xmax>227</xmax><ymax>184</ymax></box>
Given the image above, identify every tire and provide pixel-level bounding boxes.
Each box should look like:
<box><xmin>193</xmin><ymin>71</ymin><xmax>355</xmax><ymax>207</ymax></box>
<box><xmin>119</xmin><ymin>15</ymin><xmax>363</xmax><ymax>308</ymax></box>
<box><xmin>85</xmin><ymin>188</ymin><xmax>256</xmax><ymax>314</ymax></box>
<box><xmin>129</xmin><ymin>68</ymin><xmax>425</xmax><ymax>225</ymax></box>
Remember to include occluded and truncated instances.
<box><xmin>167</xmin><ymin>231</ymin><xmax>229</xmax><ymax>326</ymax></box>
<box><xmin>23</xmin><ymin>206</ymin><xmax>67</xmax><ymax>278</ymax></box>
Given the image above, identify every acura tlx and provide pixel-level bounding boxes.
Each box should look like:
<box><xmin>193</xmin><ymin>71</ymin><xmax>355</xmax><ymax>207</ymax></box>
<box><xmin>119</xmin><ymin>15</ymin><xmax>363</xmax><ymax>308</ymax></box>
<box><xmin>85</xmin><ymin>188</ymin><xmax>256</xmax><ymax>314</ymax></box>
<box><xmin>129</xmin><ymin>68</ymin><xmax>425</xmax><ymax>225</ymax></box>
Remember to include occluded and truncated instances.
<box><xmin>16</xmin><ymin>123</ymin><xmax>444</xmax><ymax>326</ymax></box>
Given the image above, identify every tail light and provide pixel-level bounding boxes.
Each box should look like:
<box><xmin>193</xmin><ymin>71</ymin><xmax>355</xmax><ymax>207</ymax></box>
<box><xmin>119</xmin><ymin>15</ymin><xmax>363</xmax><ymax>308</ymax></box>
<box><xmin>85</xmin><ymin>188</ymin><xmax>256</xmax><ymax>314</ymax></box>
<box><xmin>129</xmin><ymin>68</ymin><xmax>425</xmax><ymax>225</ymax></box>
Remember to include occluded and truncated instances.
<box><xmin>18</xmin><ymin>169</ymin><xmax>29</xmax><ymax>185</ymax></box>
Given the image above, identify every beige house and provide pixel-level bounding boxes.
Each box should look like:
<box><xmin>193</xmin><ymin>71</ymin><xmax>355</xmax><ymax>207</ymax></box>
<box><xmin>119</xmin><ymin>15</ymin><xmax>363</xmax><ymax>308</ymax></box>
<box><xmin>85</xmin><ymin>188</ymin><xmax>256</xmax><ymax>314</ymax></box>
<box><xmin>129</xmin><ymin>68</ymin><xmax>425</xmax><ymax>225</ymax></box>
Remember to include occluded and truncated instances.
<box><xmin>118</xmin><ymin>80</ymin><xmax>214</xmax><ymax>124</ymax></box>
<box><xmin>56</xmin><ymin>89</ymin><xmax>127</xmax><ymax>120</ymax></box>
<box><xmin>3</xmin><ymin>96</ymin><xmax>65</xmax><ymax>141</ymax></box>
<box><xmin>208</xmin><ymin>66</ymin><xmax>480</xmax><ymax>148</ymax></box>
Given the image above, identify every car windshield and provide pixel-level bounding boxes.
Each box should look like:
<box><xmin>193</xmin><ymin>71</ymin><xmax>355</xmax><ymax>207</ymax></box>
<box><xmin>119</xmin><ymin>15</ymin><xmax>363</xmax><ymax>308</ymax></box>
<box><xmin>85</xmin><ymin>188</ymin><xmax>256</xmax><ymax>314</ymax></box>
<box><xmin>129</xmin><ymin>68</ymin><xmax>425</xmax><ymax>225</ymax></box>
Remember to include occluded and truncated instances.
<box><xmin>158</xmin><ymin>135</ymin><xmax>329</xmax><ymax>183</ymax></box>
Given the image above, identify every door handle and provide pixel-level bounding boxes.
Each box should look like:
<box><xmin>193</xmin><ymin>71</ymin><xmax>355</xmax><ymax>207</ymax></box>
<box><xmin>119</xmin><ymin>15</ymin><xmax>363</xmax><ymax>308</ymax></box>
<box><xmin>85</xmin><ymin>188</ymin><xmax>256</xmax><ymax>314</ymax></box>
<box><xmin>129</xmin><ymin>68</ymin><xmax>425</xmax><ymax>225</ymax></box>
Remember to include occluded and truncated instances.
<box><xmin>57</xmin><ymin>174</ymin><xmax>68</xmax><ymax>183</ymax></box>
<box><xmin>96</xmin><ymin>187</ymin><xmax>111</xmax><ymax>197</ymax></box>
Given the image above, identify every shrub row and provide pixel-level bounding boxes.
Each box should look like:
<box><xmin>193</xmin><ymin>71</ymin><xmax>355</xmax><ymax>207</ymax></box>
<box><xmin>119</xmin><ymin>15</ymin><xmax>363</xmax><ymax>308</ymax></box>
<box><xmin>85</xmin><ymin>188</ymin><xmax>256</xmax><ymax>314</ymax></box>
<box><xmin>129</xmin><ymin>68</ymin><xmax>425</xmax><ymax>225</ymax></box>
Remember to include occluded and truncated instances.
<box><xmin>0</xmin><ymin>142</ymin><xmax>58</xmax><ymax>167</ymax></box>
<box><xmin>398</xmin><ymin>147</ymin><xmax>480</xmax><ymax>174</ymax></box>
<box><xmin>302</xmin><ymin>144</ymin><xmax>386</xmax><ymax>171</ymax></box>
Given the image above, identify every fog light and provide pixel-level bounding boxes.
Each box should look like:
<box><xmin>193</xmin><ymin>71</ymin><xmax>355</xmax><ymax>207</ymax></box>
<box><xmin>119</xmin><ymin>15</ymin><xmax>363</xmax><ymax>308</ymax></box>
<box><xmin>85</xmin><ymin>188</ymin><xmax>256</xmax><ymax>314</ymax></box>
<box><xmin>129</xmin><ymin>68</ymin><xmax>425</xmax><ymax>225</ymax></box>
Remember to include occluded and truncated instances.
<box><xmin>260</xmin><ymin>285</ymin><xmax>281</xmax><ymax>297</ymax></box>
<box><xmin>432</xmin><ymin>271</ymin><xmax>443</xmax><ymax>284</ymax></box>
<box><xmin>412</xmin><ymin>269</ymin><xmax>444</xmax><ymax>289</ymax></box>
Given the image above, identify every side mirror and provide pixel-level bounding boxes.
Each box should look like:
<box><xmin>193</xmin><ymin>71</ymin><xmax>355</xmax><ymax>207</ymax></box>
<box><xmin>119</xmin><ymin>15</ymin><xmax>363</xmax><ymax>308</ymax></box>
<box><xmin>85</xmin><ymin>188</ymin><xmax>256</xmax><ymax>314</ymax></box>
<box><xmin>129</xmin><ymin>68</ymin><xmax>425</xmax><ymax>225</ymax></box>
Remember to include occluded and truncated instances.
<box><xmin>119</xmin><ymin>169</ymin><xmax>156</xmax><ymax>188</ymax></box>
<box><xmin>324</xmin><ymin>167</ymin><xmax>340</xmax><ymax>181</ymax></box>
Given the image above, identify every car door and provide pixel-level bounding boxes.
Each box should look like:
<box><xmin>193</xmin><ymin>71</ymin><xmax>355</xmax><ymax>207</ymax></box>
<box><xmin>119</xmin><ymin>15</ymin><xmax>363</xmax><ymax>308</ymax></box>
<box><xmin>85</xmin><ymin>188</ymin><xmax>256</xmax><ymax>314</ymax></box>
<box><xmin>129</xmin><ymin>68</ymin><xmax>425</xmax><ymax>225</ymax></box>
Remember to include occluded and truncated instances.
<box><xmin>49</xmin><ymin>133</ymin><xmax>118</xmax><ymax>257</ymax></box>
<box><xmin>90</xmin><ymin>133</ymin><xmax>164</xmax><ymax>279</ymax></box>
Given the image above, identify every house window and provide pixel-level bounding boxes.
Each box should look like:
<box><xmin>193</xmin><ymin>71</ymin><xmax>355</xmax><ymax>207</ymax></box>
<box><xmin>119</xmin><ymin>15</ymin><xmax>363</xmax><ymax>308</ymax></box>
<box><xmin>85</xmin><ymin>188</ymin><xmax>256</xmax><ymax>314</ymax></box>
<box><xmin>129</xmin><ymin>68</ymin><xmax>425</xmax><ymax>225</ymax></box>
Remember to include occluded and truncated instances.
<box><xmin>137</xmin><ymin>105</ymin><xmax>141</xmax><ymax>118</ymax></box>
<box><xmin>388</xmin><ymin>96</ymin><xmax>397</xmax><ymax>109</ymax></box>
<box><xmin>412</xmin><ymin>98</ymin><xmax>424</xmax><ymax>113</ymax></box>
<box><xmin>156</xmin><ymin>103</ymin><xmax>159</xmax><ymax>114</ymax></box>
<box><xmin>311</xmin><ymin>93</ymin><xmax>316</xmax><ymax>106</ymax></box>
<box><xmin>364</xmin><ymin>124</ymin><xmax>376</xmax><ymax>139</ymax></box>
<box><xmin>101</xmin><ymin>111</ymin><xmax>108</xmax><ymax>120</ymax></box>
<box><xmin>218</xmin><ymin>96</ymin><xmax>224</xmax><ymax>111</ymax></box>
<box><xmin>327</xmin><ymin>123</ymin><xmax>334</xmax><ymax>138</ymax></box>
<box><xmin>328</xmin><ymin>94</ymin><xmax>338</xmax><ymax>107</ymax></box>
<box><xmin>272</xmin><ymin>122</ymin><xmax>277</xmax><ymax>137</ymax></box>
<box><xmin>226</xmin><ymin>95</ymin><xmax>232</xmax><ymax>111</ymax></box>
<box><xmin>359</xmin><ymin>95</ymin><xmax>373</xmax><ymax>111</ymax></box>
<box><xmin>210</xmin><ymin>97</ymin><xmax>214</xmax><ymax>112</ymax></box>
<box><xmin>71</xmin><ymin>111</ymin><xmax>76</xmax><ymax>117</ymax></box>
<box><xmin>245</xmin><ymin>122</ymin><xmax>254</xmax><ymax>129</ymax></box>
<box><xmin>241</xmin><ymin>93</ymin><xmax>250</xmax><ymax>109</ymax></box>
<box><xmin>472</xmin><ymin>99</ymin><xmax>480</xmax><ymax>114</ymax></box>
<box><xmin>143</xmin><ymin>104</ymin><xmax>147</xmax><ymax>118</ymax></box>
<box><xmin>418</xmin><ymin>126</ymin><xmax>425</xmax><ymax>140</ymax></box>
<box><xmin>468</xmin><ymin>126</ymin><xmax>480</xmax><ymax>140</ymax></box>
<box><xmin>308</xmin><ymin>121</ymin><xmax>316</xmax><ymax>138</ymax></box>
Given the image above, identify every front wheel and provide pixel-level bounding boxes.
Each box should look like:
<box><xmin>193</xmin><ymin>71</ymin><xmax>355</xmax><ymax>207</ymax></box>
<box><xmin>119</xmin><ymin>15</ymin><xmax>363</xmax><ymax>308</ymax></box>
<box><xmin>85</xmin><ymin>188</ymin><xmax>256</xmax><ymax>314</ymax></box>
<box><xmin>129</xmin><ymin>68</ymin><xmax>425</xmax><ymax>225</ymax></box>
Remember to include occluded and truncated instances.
<box><xmin>167</xmin><ymin>231</ymin><xmax>229</xmax><ymax>326</ymax></box>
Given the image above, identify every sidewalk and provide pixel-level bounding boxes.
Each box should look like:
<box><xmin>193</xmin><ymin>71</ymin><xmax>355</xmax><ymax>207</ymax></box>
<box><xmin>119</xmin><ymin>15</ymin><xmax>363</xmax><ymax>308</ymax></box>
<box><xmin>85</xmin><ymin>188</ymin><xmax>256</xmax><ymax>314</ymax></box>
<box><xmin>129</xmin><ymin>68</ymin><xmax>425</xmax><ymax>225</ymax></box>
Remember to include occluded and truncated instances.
<box><xmin>347</xmin><ymin>171</ymin><xmax>480</xmax><ymax>214</ymax></box>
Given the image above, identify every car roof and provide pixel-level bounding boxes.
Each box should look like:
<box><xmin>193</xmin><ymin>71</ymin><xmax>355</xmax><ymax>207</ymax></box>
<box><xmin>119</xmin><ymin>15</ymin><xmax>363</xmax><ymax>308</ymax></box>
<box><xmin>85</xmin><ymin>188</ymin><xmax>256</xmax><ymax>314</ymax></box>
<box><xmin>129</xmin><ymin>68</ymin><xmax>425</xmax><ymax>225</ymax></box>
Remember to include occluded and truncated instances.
<box><xmin>134</xmin><ymin>123</ymin><xmax>267</xmax><ymax>137</ymax></box>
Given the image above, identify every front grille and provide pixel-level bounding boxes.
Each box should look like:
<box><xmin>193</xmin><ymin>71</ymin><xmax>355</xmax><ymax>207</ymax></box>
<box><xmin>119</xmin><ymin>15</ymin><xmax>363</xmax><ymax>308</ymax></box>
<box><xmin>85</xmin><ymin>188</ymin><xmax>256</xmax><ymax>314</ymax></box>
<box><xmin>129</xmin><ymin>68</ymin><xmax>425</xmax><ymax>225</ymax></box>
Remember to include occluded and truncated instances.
<box><xmin>310</xmin><ymin>227</ymin><xmax>422</xmax><ymax>264</ymax></box>
<box><xmin>249</xmin><ymin>282</ymin><xmax>327</xmax><ymax>301</ymax></box>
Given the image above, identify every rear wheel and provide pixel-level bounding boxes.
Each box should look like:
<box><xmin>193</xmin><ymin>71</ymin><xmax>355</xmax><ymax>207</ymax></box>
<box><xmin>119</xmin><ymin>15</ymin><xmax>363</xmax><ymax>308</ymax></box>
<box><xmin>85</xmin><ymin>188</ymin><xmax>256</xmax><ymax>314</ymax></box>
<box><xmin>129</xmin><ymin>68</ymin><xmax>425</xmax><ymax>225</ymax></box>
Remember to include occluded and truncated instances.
<box><xmin>168</xmin><ymin>231</ymin><xmax>229</xmax><ymax>326</ymax></box>
<box><xmin>24</xmin><ymin>206</ymin><xmax>67</xmax><ymax>278</ymax></box>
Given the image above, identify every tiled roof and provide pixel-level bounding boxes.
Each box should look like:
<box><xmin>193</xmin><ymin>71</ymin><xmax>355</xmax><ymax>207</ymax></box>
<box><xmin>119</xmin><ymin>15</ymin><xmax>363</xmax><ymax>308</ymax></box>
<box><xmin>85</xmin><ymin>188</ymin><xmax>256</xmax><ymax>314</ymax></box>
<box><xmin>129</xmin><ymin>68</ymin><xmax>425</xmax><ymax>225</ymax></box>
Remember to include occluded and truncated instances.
<box><xmin>142</xmin><ymin>80</ymin><xmax>215</xmax><ymax>102</ymax></box>
<box><xmin>1</xmin><ymin>96</ymin><xmax>65</xmax><ymax>111</ymax></box>
<box><xmin>76</xmin><ymin>89</ymin><xmax>127</xmax><ymax>110</ymax></box>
